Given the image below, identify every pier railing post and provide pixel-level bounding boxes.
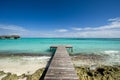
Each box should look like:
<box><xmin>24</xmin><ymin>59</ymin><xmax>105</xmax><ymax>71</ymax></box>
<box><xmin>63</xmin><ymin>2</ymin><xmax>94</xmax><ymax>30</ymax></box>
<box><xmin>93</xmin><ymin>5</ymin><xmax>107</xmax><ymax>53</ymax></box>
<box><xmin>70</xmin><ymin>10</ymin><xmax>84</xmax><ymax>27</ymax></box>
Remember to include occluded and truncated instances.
<box><xmin>71</xmin><ymin>47</ymin><xmax>73</xmax><ymax>52</ymax></box>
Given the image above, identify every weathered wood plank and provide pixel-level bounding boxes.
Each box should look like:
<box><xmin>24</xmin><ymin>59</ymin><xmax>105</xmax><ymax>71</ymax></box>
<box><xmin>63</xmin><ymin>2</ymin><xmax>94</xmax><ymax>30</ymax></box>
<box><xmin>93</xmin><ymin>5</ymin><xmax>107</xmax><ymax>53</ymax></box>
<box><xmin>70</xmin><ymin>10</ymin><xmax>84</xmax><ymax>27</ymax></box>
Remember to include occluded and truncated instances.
<box><xmin>50</xmin><ymin>45</ymin><xmax>73</xmax><ymax>52</ymax></box>
<box><xmin>44</xmin><ymin>46</ymin><xmax>78</xmax><ymax>80</ymax></box>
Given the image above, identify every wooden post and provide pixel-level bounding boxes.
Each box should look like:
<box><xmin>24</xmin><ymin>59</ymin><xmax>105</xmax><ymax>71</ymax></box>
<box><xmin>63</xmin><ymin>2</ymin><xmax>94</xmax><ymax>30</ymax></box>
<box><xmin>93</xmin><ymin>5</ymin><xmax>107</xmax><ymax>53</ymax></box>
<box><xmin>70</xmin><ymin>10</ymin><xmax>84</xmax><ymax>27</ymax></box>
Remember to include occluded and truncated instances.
<box><xmin>71</xmin><ymin>47</ymin><xmax>73</xmax><ymax>52</ymax></box>
<box><xmin>50</xmin><ymin>47</ymin><xmax>51</xmax><ymax>51</ymax></box>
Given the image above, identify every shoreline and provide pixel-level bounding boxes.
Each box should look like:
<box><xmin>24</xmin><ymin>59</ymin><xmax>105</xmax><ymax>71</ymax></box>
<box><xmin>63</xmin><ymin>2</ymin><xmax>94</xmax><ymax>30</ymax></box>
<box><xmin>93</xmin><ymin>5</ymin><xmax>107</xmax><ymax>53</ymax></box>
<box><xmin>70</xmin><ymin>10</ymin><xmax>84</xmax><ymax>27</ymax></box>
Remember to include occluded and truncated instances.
<box><xmin>0</xmin><ymin>52</ymin><xmax>119</xmax><ymax>66</ymax></box>
<box><xmin>0</xmin><ymin>65</ymin><xmax>120</xmax><ymax>80</ymax></box>
<box><xmin>0</xmin><ymin>53</ymin><xmax>120</xmax><ymax>80</ymax></box>
<box><xmin>75</xmin><ymin>65</ymin><xmax>120</xmax><ymax>80</ymax></box>
<box><xmin>0</xmin><ymin>56</ymin><xmax>50</xmax><ymax>76</ymax></box>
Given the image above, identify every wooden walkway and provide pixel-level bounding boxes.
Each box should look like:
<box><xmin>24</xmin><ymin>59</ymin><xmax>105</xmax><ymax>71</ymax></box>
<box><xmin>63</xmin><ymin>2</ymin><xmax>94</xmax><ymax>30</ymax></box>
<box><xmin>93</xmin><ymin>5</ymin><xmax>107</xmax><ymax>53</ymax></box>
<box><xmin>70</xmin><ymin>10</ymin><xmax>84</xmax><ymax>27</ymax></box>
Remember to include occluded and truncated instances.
<box><xmin>44</xmin><ymin>46</ymin><xmax>79</xmax><ymax>80</ymax></box>
<box><xmin>50</xmin><ymin>45</ymin><xmax>73</xmax><ymax>52</ymax></box>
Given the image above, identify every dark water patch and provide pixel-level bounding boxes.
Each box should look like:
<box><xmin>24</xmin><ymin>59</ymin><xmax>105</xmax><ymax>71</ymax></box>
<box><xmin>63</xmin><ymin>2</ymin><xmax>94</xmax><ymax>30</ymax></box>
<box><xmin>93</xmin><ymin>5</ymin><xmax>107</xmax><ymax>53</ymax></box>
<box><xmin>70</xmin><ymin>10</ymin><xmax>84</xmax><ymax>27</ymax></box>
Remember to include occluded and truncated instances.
<box><xmin>71</xmin><ymin>53</ymin><xmax>107</xmax><ymax>62</ymax></box>
<box><xmin>0</xmin><ymin>53</ymin><xmax>52</xmax><ymax>57</ymax></box>
<box><xmin>66</xmin><ymin>38</ymin><xmax>120</xmax><ymax>41</ymax></box>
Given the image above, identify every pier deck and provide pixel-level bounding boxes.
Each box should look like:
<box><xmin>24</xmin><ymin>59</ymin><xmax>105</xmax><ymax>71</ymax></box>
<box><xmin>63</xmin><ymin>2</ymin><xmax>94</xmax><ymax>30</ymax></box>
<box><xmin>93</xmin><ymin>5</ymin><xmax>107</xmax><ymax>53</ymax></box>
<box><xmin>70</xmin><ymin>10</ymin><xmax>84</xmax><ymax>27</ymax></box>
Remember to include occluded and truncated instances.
<box><xmin>50</xmin><ymin>45</ymin><xmax>73</xmax><ymax>52</ymax></box>
<box><xmin>44</xmin><ymin>46</ymin><xmax>78</xmax><ymax>80</ymax></box>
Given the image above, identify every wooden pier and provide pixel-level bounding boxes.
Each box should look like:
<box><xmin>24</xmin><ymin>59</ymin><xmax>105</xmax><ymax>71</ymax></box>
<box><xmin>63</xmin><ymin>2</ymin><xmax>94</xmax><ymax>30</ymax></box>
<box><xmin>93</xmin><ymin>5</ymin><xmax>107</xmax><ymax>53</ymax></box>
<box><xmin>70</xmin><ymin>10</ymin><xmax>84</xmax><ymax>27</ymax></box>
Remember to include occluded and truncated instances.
<box><xmin>44</xmin><ymin>46</ymin><xmax>78</xmax><ymax>80</ymax></box>
<box><xmin>50</xmin><ymin>45</ymin><xmax>73</xmax><ymax>52</ymax></box>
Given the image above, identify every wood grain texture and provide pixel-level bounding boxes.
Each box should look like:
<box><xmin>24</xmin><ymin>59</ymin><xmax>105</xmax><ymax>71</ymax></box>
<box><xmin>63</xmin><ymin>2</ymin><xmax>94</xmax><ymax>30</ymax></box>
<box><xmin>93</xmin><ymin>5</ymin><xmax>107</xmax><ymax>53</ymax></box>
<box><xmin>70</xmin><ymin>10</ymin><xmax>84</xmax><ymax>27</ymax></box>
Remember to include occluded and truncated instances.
<box><xmin>44</xmin><ymin>46</ymin><xmax>78</xmax><ymax>80</ymax></box>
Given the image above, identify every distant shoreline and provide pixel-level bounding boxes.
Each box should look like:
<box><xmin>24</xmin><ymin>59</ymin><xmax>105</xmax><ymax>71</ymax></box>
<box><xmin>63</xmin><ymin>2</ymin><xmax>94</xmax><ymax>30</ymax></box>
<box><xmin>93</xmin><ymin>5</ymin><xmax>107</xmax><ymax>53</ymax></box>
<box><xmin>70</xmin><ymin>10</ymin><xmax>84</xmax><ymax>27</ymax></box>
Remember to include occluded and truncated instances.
<box><xmin>0</xmin><ymin>35</ymin><xmax>20</xmax><ymax>39</ymax></box>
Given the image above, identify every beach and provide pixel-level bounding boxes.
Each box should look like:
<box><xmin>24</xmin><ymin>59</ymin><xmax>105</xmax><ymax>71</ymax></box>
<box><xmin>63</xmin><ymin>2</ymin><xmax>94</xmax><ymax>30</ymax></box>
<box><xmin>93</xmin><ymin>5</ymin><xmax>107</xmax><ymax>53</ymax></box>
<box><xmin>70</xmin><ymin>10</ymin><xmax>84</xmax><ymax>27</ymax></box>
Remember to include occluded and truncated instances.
<box><xmin>72</xmin><ymin>54</ymin><xmax>120</xmax><ymax>80</ymax></box>
<box><xmin>0</xmin><ymin>38</ymin><xmax>120</xmax><ymax>80</ymax></box>
<box><xmin>0</xmin><ymin>55</ymin><xmax>49</xmax><ymax>80</ymax></box>
<box><xmin>0</xmin><ymin>53</ymin><xmax>120</xmax><ymax>80</ymax></box>
<box><xmin>1</xmin><ymin>0</ymin><xmax>120</xmax><ymax>79</ymax></box>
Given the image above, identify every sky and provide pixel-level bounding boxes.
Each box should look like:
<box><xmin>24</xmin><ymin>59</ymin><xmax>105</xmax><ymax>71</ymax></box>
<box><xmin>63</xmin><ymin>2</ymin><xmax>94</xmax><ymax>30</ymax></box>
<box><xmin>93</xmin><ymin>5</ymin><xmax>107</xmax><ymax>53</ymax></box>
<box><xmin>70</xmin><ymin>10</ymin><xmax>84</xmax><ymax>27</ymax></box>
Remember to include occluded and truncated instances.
<box><xmin>0</xmin><ymin>0</ymin><xmax>120</xmax><ymax>38</ymax></box>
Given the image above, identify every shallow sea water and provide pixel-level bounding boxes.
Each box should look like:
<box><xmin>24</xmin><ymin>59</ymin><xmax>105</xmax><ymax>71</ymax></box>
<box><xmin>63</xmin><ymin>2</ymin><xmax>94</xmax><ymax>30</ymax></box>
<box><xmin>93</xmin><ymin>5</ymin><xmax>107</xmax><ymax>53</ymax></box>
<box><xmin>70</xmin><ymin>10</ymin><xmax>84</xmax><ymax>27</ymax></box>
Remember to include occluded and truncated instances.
<box><xmin>0</xmin><ymin>38</ymin><xmax>120</xmax><ymax>65</ymax></box>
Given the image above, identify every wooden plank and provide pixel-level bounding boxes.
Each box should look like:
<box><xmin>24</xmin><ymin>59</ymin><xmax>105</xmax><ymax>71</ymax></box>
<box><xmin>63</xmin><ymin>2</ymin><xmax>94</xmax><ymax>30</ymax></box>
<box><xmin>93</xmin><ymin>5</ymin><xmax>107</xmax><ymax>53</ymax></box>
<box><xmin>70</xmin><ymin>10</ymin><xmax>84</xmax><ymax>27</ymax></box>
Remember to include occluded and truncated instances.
<box><xmin>50</xmin><ymin>45</ymin><xmax>73</xmax><ymax>48</ymax></box>
<box><xmin>44</xmin><ymin>46</ymin><xmax>78</xmax><ymax>80</ymax></box>
<box><xmin>50</xmin><ymin>45</ymin><xmax>73</xmax><ymax>52</ymax></box>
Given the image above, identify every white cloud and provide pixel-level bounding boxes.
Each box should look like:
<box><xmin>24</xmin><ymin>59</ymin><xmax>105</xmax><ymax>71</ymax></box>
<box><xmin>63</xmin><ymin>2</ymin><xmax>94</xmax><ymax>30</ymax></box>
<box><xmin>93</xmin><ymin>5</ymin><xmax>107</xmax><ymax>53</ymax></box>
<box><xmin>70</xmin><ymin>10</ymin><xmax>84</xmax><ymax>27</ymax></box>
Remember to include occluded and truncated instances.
<box><xmin>55</xmin><ymin>29</ymin><xmax>68</xmax><ymax>32</ymax></box>
<box><xmin>0</xmin><ymin>24</ymin><xmax>57</xmax><ymax>37</ymax></box>
<box><xmin>108</xmin><ymin>17</ymin><xmax>120</xmax><ymax>22</ymax></box>
<box><xmin>72</xmin><ymin>27</ymin><xmax>82</xmax><ymax>30</ymax></box>
<box><xmin>0</xmin><ymin>25</ymin><xmax>28</xmax><ymax>32</ymax></box>
<box><xmin>75</xmin><ymin>30</ymin><xmax>120</xmax><ymax>38</ymax></box>
<box><xmin>65</xmin><ymin>17</ymin><xmax>120</xmax><ymax>38</ymax></box>
<box><xmin>53</xmin><ymin>29</ymin><xmax>120</xmax><ymax>38</ymax></box>
<box><xmin>72</xmin><ymin>18</ymin><xmax>120</xmax><ymax>31</ymax></box>
<box><xmin>1</xmin><ymin>17</ymin><xmax>120</xmax><ymax>38</ymax></box>
<box><xmin>0</xmin><ymin>24</ymin><xmax>29</xmax><ymax>36</ymax></box>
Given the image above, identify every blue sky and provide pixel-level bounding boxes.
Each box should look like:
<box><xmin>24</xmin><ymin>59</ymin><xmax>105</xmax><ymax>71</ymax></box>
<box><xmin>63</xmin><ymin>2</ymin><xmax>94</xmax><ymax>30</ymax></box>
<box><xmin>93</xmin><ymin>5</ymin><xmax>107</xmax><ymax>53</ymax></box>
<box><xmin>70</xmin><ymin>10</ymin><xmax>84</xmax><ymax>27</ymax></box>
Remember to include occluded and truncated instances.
<box><xmin>0</xmin><ymin>0</ymin><xmax>120</xmax><ymax>37</ymax></box>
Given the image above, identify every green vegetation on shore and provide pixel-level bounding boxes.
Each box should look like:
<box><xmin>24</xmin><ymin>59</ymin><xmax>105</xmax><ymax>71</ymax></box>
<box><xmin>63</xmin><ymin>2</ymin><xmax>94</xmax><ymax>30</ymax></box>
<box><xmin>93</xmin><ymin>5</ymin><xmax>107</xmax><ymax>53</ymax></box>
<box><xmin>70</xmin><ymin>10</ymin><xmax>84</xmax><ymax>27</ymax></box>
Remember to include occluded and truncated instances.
<box><xmin>0</xmin><ymin>68</ymin><xmax>44</xmax><ymax>80</ymax></box>
<box><xmin>0</xmin><ymin>35</ymin><xmax>20</xmax><ymax>39</ymax></box>
<box><xmin>75</xmin><ymin>66</ymin><xmax>120</xmax><ymax>80</ymax></box>
<box><xmin>0</xmin><ymin>66</ymin><xmax>120</xmax><ymax>80</ymax></box>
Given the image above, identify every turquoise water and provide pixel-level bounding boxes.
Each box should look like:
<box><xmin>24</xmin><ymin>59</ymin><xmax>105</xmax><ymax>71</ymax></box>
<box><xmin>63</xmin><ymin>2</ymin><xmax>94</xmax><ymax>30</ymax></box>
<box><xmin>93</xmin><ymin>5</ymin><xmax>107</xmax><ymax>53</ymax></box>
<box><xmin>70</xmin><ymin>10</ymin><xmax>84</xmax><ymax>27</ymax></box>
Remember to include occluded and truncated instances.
<box><xmin>0</xmin><ymin>38</ymin><xmax>120</xmax><ymax>55</ymax></box>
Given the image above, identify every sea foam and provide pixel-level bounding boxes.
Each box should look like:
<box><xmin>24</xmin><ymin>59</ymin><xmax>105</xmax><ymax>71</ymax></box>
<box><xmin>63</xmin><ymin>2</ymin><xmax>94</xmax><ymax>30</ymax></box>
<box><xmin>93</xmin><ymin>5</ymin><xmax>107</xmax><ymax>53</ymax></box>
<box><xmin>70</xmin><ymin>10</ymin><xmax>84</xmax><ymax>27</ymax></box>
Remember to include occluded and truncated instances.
<box><xmin>102</xmin><ymin>50</ymin><xmax>120</xmax><ymax>65</ymax></box>
<box><xmin>103</xmin><ymin>50</ymin><xmax>119</xmax><ymax>54</ymax></box>
<box><xmin>22</xmin><ymin>56</ymin><xmax>50</xmax><ymax>61</ymax></box>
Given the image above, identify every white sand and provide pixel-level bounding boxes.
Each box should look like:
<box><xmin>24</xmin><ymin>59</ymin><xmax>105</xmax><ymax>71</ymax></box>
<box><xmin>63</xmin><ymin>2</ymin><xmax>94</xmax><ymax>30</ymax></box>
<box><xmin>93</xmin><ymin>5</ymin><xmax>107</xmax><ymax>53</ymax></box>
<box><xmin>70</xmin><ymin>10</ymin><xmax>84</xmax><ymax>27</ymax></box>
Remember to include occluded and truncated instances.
<box><xmin>0</xmin><ymin>74</ymin><xmax>7</xmax><ymax>80</ymax></box>
<box><xmin>18</xmin><ymin>77</ymin><xmax>27</xmax><ymax>80</ymax></box>
<box><xmin>0</xmin><ymin>56</ymin><xmax>50</xmax><ymax>76</ymax></box>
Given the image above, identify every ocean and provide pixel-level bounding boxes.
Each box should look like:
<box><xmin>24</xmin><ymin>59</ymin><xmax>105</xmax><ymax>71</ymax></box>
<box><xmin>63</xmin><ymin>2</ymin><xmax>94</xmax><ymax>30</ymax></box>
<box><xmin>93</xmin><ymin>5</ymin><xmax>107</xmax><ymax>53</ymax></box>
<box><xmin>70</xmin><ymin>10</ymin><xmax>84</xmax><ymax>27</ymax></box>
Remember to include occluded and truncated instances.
<box><xmin>0</xmin><ymin>38</ymin><xmax>120</xmax><ymax>67</ymax></box>
<box><xmin>0</xmin><ymin>38</ymin><xmax>120</xmax><ymax>54</ymax></box>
